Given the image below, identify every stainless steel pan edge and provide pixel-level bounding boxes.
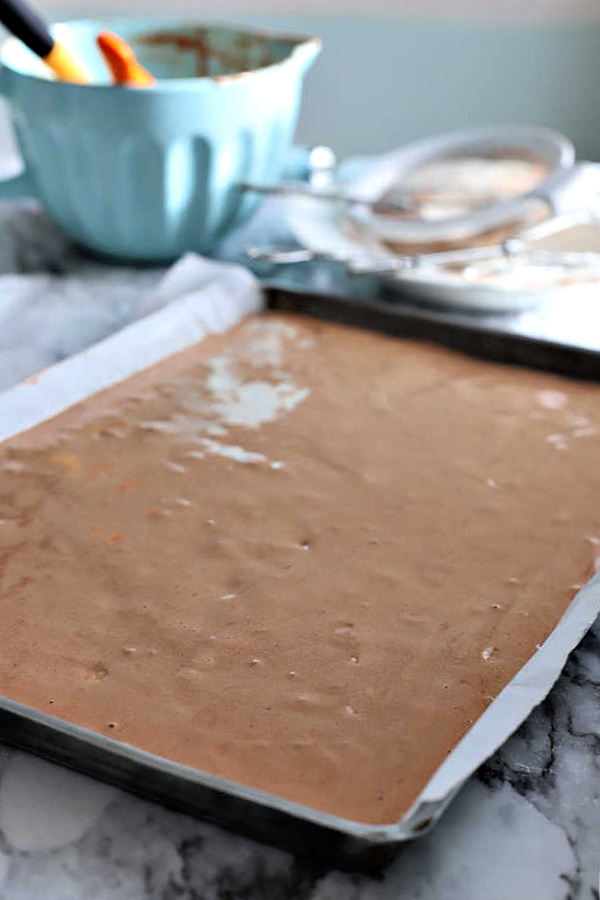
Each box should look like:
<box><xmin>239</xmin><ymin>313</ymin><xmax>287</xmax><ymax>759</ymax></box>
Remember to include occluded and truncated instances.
<box><xmin>0</xmin><ymin>567</ymin><xmax>597</xmax><ymax>869</ymax></box>
<box><xmin>0</xmin><ymin>692</ymin><xmax>403</xmax><ymax>869</ymax></box>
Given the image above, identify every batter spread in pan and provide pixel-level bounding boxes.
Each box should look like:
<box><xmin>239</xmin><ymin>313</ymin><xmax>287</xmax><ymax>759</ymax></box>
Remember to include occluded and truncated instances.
<box><xmin>0</xmin><ymin>313</ymin><xmax>598</xmax><ymax>824</ymax></box>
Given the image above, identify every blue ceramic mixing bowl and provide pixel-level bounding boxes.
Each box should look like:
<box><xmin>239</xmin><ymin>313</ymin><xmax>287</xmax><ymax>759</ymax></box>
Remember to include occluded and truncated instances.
<box><xmin>0</xmin><ymin>19</ymin><xmax>320</xmax><ymax>261</ymax></box>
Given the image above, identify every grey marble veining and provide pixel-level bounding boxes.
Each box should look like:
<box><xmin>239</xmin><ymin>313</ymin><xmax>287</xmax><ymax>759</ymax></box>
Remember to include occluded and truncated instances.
<box><xmin>0</xmin><ymin>199</ymin><xmax>597</xmax><ymax>900</ymax></box>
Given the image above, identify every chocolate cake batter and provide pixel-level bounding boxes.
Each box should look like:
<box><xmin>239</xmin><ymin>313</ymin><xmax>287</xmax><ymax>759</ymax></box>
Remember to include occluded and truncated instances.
<box><xmin>0</xmin><ymin>313</ymin><xmax>599</xmax><ymax>825</ymax></box>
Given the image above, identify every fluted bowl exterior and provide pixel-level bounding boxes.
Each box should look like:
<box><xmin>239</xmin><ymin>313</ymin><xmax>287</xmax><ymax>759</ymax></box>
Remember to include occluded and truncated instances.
<box><xmin>0</xmin><ymin>19</ymin><xmax>320</xmax><ymax>261</ymax></box>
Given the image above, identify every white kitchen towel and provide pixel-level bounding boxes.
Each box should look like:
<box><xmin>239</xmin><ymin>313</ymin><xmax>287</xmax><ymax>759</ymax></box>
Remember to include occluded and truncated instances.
<box><xmin>0</xmin><ymin>201</ymin><xmax>264</xmax><ymax>393</ymax></box>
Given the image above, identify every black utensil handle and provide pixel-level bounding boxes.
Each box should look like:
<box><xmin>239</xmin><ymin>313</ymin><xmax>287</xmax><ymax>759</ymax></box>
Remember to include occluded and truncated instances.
<box><xmin>0</xmin><ymin>0</ymin><xmax>53</xmax><ymax>58</ymax></box>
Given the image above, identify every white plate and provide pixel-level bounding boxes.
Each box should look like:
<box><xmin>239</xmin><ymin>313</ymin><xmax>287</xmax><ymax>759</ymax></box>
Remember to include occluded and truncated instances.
<box><xmin>286</xmin><ymin>182</ymin><xmax>600</xmax><ymax>314</ymax></box>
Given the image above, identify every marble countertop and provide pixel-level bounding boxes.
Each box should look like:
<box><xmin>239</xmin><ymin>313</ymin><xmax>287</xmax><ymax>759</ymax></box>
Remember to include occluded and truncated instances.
<box><xmin>0</xmin><ymin>200</ymin><xmax>597</xmax><ymax>900</ymax></box>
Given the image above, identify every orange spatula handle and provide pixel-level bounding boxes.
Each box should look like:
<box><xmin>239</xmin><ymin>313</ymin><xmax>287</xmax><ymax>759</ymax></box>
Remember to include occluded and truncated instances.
<box><xmin>97</xmin><ymin>31</ymin><xmax>156</xmax><ymax>87</ymax></box>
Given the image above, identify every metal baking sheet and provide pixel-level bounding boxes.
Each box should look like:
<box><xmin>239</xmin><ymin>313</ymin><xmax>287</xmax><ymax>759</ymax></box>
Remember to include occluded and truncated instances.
<box><xmin>260</xmin><ymin>261</ymin><xmax>600</xmax><ymax>379</ymax></box>
<box><xmin>0</xmin><ymin>279</ymin><xmax>599</xmax><ymax>870</ymax></box>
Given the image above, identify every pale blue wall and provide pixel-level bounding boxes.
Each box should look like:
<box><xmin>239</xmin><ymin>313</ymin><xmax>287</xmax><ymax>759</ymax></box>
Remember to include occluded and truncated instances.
<box><xmin>231</xmin><ymin>15</ymin><xmax>600</xmax><ymax>160</ymax></box>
